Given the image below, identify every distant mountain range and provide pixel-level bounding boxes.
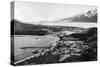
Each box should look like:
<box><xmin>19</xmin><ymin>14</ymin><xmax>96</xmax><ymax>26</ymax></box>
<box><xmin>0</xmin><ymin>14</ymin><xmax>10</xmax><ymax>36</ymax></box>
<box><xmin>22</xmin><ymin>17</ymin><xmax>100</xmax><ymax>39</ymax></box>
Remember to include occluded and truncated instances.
<box><xmin>61</xmin><ymin>9</ymin><xmax>97</xmax><ymax>22</ymax></box>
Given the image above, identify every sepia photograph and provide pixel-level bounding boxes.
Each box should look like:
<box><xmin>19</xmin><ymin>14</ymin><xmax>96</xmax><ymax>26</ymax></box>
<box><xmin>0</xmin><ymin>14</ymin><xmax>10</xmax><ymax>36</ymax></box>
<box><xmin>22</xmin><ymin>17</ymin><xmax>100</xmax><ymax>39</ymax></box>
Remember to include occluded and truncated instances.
<box><xmin>11</xmin><ymin>1</ymin><xmax>97</xmax><ymax>66</ymax></box>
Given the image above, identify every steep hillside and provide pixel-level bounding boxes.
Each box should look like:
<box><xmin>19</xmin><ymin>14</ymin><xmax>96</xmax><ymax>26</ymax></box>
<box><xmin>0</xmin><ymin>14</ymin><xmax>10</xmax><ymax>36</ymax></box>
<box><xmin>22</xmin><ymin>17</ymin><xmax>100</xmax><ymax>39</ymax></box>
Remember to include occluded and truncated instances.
<box><xmin>69</xmin><ymin>9</ymin><xmax>97</xmax><ymax>22</ymax></box>
<box><xmin>61</xmin><ymin>9</ymin><xmax>97</xmax><ymax>22</ymax></box>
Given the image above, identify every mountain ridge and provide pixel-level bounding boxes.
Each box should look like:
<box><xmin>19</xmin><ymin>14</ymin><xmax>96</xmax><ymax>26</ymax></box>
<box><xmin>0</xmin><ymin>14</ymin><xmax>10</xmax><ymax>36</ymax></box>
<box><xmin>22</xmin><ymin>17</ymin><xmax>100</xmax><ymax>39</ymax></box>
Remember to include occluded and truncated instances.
<box><xmin>60</xmin><ymin>9</ymin><xmax>97</xmax><ymax>22</ymax></box>
<box><xmin>11</xmin><ymin>20</ymin><xmax>86</xmax><ymax>35</ymax></box>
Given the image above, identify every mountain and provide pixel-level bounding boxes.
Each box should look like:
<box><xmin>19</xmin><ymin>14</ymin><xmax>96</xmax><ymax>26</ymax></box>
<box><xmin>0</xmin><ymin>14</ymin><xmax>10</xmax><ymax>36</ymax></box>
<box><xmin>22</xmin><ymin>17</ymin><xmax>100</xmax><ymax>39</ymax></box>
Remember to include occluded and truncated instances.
<box><xmin>61</xmin><ymin>9</ymin><xmax>97</xmax><ymax>22</ymax></box>
<box><xmin>11</xmin><ymin>20</ymin><xmax>51</xmax><ymax>35</ymax></box>
<box><xmin>11</xmin><ymin>20</ymin><xmax>85</xmax><ymax>35</ymax></box>
<box><xmin>70</xmin><ymin>9</ymin><xmax>97</xmax><ymax>22</ymax></box>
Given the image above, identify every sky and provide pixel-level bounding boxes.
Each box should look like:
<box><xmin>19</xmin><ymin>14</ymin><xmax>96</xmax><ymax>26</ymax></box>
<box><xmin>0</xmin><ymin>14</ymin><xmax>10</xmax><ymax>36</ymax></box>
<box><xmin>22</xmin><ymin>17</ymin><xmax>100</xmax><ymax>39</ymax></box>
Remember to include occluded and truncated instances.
<box><xmin>14</xmin><ymin>1</ymin><xmax>96</xmax><ymax>23</ymax></box>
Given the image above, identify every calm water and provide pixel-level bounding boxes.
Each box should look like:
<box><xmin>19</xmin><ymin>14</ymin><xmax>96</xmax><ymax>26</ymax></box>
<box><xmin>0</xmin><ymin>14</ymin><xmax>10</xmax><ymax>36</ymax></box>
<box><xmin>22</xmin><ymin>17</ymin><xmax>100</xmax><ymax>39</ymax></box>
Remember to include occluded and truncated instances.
<box><xmin>42</xmin><ymin>22</ymin><xmax>97</xmax><ymax>28</ymax></box>
<box><xmin>13</xmin><ymin>35</ymin><xmax>58</xmax><ymax>62</ymax></box>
